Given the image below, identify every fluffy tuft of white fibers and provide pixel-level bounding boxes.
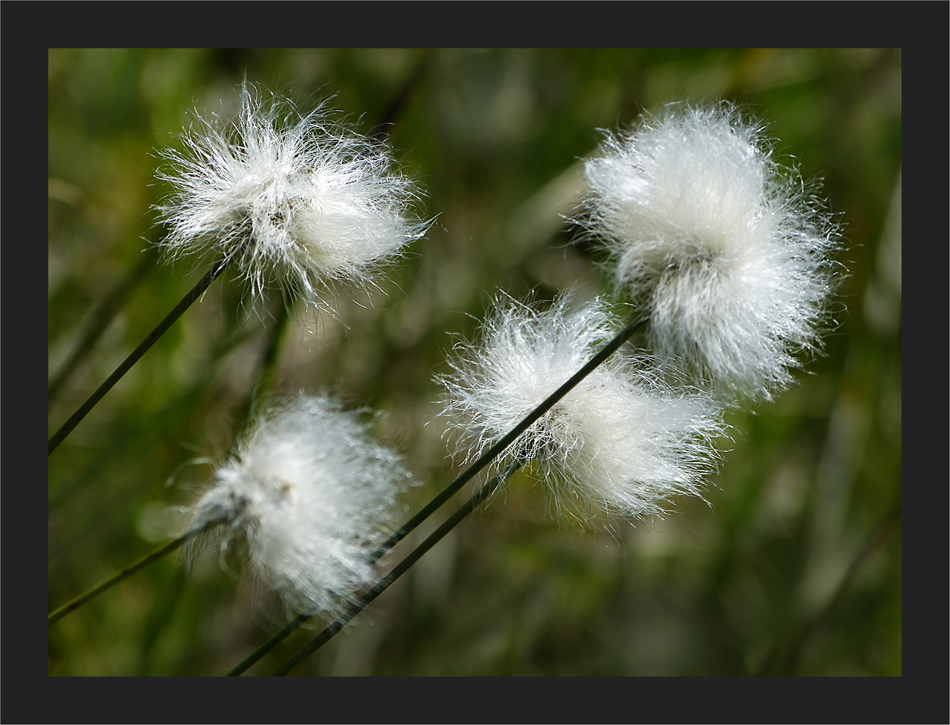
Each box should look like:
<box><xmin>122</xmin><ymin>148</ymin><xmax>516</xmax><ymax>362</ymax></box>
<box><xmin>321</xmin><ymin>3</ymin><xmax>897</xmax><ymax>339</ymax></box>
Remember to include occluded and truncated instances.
<box><xmin>155</xmin><ymin>83</ymin><xmax>428</xmax><ymax>313</ymax></box>
<box><xmin>438</xmin><ymin>293</ymin><xmax>724</xmax><ymax>524</ymax></box>
<box><xmin>582</xmin><ymin>103</ymin><xmax>841</xmax><ymax>400</ymax></box>
<box><xmin>185</xmin><ymin>394</ymin><xmax>412</xmax><ymax>619</ymax></box>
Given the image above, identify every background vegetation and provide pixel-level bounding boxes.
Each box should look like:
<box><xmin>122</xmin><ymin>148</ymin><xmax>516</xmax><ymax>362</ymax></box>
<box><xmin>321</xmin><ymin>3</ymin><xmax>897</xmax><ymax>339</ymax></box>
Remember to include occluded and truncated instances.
<box><xmin>48</xmin><ymin>48</ymin><xmax>901</xmax><ymax>676</ymax></box>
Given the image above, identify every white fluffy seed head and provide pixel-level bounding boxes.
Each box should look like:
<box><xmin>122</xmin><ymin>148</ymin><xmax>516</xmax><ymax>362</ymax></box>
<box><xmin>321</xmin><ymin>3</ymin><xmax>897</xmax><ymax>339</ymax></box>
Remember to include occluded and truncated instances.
<box><xmin>187</xmin><ymin>394</ymin><xmax>411</xmax><ymax>619</ymax></box>
<box><xmin>155</xmin><ymin>83</ymin><xmax>428</xmax><ymax>313</ymax></box>
<box><xmin>438</xmin><ymin>293</ymin><xmax>723</xmax><ymax>523</ymax></box>
<box><xmin>582</xmin><ymin>103</ymin><xmax>841</xmax><ymax>400</ymax></box>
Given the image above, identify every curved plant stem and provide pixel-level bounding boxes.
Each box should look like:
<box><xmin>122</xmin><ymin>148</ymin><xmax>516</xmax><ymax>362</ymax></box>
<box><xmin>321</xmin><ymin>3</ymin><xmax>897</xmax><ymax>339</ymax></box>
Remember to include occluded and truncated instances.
<box><xmin>225</xmin><ymin>316</ymin><xmax>644</xmax><ymax>675</ymax></box>
<box><xmin>271</xmin><ymin>459</ymin><xmax>521</xmax><ymax>677</ymax></box>
<box><xmin>48</xmin><ymin>522</ymin><xmax>215</xmax><ymax>626</ymax></box>
<box><xmin>48</xmin><ymin>257</ymin><xmax>232</xmax><ymax>456</ymax></box>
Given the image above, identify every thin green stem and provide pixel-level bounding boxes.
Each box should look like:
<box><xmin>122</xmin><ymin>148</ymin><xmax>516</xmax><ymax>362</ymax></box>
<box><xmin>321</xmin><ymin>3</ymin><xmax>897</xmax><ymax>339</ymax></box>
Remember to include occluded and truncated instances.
<box><xmin>225</xmin><ymin>316</ymin><xmax>644</xmax><ymax>676</ymax></box>
<box><xmin>232</xmin><ymin>302</ymin><xmax>290</xmax><ymax>437</ymax></box>
<box><xmin>48</xmin><ymin>522</ymin><xmax>214</xmax><ymax>626</ymax></box>
<box><xmin>48</xmin><ymin>257</ymin><xmax>232</xmax><ymax>456</ymax></box>
<box><xmin>270</xmin><ymin>459</ymin><xmax>521</xmax><ymax>677</ymax></box>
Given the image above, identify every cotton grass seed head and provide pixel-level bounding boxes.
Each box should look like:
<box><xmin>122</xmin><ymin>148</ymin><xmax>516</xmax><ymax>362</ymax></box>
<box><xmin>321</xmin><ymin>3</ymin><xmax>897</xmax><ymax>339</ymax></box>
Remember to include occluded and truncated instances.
<box><xmin>582</xmin><ymin>103</ymin><xmax>841</xmax><ymax>400</ymax></box>
<box><xmin>187</xmin><ymin>394</ymin><xmax>411</xmax><ymax>619</ymax></box>
<box><xmin>439</xmin><ymin>293</ymin><xmax>723</xmax><ymax>523</ymax></box>
<box><xmin>156</xmin><ymin>83</ymin><xmax>428</xmax><ymax>313</ymax></box>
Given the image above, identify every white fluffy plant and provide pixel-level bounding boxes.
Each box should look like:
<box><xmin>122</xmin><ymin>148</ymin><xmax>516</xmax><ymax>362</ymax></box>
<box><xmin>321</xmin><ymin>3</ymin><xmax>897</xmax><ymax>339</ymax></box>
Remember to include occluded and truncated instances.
<box><xmin>186</xmin><ymin>395</ymin><xmax>412</xmax><ymax>619</ymax></box>
<box><xmin>48</xmin><ymin>84</ymin><xmax>428</xmax><ymax>456</ymax></box>
<box><xmin>583</xmin><ymin>103</ymin><xmax>840</xmax><ymax>400</ymax></box>
<box><xmin>157</xmin><ymin>82</ymin><xmax>428</xmax><ymax>313</ymax></box>
<box><xmin>439</xmin><ymin>294</ymin><xmax>723</xmax><ymax>523</ymax></box>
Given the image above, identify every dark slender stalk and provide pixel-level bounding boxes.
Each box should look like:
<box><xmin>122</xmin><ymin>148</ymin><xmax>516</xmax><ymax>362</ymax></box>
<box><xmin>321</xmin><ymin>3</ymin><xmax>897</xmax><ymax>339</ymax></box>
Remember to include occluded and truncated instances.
<box><xmin>48</xmin><ymin>257</ymin><xmax>232</xmax><ymax>455</ymax></box>
<box><xmin>270</xmin><ymin>460</ymin><xmax>521</xmax><ymax>677</ymax></box>
<box><xmin>225</xmin><ymin>317</ymin><xmax>644</xmax><ymax>676</ymax></box>
<box><xmin>48</xmin><ymin>522</ymin><xmax>214</xmax><ymax>626</ymax></box>
<box><xmin>48</xmin><ymin>247</ymin><xmax>159</xmax><ymax>407</ymax></box>
<box><xmin>369</xmin><ymin>315</ymin><xmax>645</xmax><ymax>563</ymax></box>
<box><xmin>225</xmin><ymin>612</ymin><xmax>312</xmax><ymax>676</ymax></box>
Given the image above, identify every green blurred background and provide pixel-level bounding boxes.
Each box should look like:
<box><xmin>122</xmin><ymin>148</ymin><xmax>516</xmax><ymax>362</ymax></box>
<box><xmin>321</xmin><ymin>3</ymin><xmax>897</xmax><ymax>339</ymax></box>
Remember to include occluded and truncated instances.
<box><xmin>48</xmin><ymin>48</ymin><xmax>901</xmax><ymax>676</ymax></box>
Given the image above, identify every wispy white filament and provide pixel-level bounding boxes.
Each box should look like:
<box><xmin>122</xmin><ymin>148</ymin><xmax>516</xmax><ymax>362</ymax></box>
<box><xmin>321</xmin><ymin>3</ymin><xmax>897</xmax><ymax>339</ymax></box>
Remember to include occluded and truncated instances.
<box><xmin>583</xmin><ymin>104</ymin><xmax>840</xmax><ymax>400</ymax></box>
<box><xmin>187</xmin><ymin>395</ymin><xmax>411</xmax><ymax>618</ymax></box>
<box><xmin>439</xmin><ymin>294</ymin><xmax>723</xmax><ymax>522</ymax></box>
<box><xmin>156</xmin><ymin>83</ymin><xmax>428</xmax><ymax>312</ymax></box>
